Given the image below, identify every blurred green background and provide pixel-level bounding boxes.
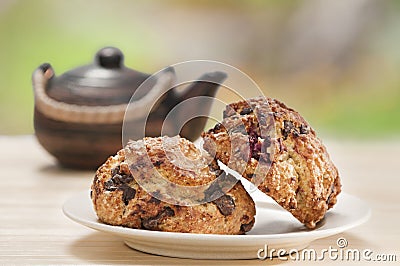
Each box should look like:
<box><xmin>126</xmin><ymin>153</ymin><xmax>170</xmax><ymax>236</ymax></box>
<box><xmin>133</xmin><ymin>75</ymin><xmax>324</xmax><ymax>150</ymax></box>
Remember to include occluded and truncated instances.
<box><xmin>1</xmin><ymin>0</ymin><xmax>399</xmax><ymax>138</ymax></box>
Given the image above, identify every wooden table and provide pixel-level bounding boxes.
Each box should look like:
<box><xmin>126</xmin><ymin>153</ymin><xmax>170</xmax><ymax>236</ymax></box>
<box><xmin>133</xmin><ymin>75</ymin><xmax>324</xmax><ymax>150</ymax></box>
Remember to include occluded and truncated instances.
<box><xmin>0</xmin><ymin>135</ymin><xmax>399</xmax><ymax>265</ymax></box>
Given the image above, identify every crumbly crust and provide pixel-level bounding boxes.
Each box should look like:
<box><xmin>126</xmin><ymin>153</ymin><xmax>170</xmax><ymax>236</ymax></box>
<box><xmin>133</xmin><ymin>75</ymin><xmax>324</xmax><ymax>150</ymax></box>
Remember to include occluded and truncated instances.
<box><xmin>202</xmin><ymin>97</ymin><xmax>341</xmax><ymax>228</ymax></box>
<box><xmin>91</xmin><ymin>136</ymin><xmax>256</xmax><ymax>234</ymax></box>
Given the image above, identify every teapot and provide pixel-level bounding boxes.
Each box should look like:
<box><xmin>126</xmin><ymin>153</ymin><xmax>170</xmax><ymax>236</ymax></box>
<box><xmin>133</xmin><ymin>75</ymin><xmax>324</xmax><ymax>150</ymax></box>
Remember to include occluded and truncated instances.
<box><xmin>32</xmin><ymin>47</ymin><xmax>226</xmax><ymax>169</ymax></box>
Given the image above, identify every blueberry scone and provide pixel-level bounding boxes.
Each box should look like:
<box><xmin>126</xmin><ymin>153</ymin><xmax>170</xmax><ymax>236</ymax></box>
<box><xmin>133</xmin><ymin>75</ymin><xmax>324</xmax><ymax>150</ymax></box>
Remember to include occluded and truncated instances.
<box><xmin>202</xmin><ymin>97</ymin><xmax>341</xmax><ymax>228</ymax></box>
<box><xmin>91</xmin><ymin>136</ymin><xmax>256</xmax><ymax>234</ymax></box>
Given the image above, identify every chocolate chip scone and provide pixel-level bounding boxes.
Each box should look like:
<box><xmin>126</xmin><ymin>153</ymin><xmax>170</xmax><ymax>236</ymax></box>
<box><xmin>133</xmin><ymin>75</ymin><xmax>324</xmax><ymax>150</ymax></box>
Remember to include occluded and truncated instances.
<box><xmin>202</xmin><ymin>97</ymin><xmax>341</xmax><ymax>228</ymax></box>
<box><xmin>91</xmin><ymin>136</ymin><xmax>255</xmax><ymax>234</ymax></box>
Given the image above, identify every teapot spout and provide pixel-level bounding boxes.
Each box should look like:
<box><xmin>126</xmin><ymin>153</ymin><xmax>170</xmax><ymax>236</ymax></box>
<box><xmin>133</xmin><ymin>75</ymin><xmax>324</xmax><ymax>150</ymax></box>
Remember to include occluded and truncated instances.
<box><xmin>176</xmin><ymin>71</ymin><xmax>227</xmax><ymax>100</ymax></box>
<box><xmin>171</xmin><ymin>71</ymin><xmax>227</xmax><ymax>141</ymax></box>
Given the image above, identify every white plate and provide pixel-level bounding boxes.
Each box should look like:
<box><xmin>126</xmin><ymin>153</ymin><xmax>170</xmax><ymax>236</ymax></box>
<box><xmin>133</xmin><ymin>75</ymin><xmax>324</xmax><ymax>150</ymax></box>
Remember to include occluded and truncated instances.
<box><xmin>63</xmin><ymin>190</ymin><xmax>370</xmax><ymax>260</ymax></box>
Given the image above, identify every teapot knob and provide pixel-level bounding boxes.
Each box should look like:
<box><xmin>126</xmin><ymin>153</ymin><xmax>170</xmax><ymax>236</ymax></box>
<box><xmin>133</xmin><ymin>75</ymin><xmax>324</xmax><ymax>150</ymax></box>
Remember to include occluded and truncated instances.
<box><xmin>95</xmin><ymin>46</ymin><xmax>124</xmax><ymax>69</ymax></box>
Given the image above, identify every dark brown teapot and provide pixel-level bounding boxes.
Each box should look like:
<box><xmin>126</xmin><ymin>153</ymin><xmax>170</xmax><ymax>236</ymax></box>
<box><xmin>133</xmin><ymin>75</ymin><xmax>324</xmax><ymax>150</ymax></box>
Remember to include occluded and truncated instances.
<box><xmin>32</xmin><ymin>47</ymin><xmax>226</xmax><ymax>169</ymax></box>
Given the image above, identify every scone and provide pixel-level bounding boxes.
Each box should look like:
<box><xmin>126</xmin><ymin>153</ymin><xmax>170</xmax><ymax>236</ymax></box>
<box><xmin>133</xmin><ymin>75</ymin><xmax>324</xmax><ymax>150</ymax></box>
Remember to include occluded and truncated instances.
<box><xmin>91</xmin><ymin>136</ymin><xmax>255</xmax><ymax>234</ymax></box>
<box><xmin>202</xmin><ymin>96</ymin><xmax>341</xmax><ymax>228</ymax></box>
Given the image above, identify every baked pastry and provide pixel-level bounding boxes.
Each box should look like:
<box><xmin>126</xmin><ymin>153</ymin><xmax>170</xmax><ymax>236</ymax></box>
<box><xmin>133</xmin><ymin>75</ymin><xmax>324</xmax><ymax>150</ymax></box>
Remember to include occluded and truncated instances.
<box><xmin>91</xmin><ymin>136</ymin><xmax>256</xmax><ymax>234</ymax></box>
<box><xmin>202</xmin><ymin>96</ymin><xmax>341</xmax><ymax>228</ymax></box>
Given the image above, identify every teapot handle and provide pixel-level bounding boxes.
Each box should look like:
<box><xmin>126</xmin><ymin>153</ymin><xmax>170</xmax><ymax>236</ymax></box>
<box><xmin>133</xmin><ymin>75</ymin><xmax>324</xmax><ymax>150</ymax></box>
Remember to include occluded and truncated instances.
<box><xmin>32</xmin><ymin>64</ymin><xmax>175</xmax><ymax>124</ymax></box>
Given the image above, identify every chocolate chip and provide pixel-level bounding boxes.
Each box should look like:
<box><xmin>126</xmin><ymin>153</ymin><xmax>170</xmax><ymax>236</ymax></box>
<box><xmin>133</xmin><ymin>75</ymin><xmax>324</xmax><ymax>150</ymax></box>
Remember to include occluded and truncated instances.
<box><xmin>300</xmin><ymin>125</ymin><xmax>309</xmax><ymax>134</ymax></box>
<box><xmin>251</xmin><ymin>142</ymin><xmax>261</xmax><ymax>160</ymax></box>
<box><xmin>142</xmin><ymin>218</ymin><xmax>158</xmax><ymax>230</ymax></box>
<box><xmin>257</xmin><ymin>112</ymin><xmax>266</xmax><ymax>120</ymax></box>
<box><xmin>154</xmin><ymin>160</ymin><xmax>162</xmax><ymax>167</ymax></box>
<box><xmin>326</xmin><ymin>195</ymin><xmax>332</xmax><ymax>205</ymax></box>
<box><xmin>230</xmin><ymin>126</ymin><xmax>247</xmax><ymax>134</ymax></box>
<box><xmin>142</xmin><ymin>207</ymin><xmax>175</xmax><ymax>230</ymax></box>
<box><xmin>163</xmin><ymin>206</ymin><xmax>175</xmax><ymax>216</ymax></box>
<box><xmin>213</xmin><ymin>195</ymin><xmax>235</xmax><ymax>216</ymax></box>
<box><xmin>240</xmin><ymin>107</ymin><xmax>253</xmax><ymax>115</ymax></box>
<box><xmin>148</xmin><ymin>197</ymin><xmax>161</xmax><ymax>205</ymax></box>
<box><xmin>278</xmin><ymin>138</ymin><xmax>286</xmax><ymax>152</ymax></box>
<box><xmin>205</xmin><ymin>187</ymin><xmax>224</xmax><ymax>202</ymax></box>
<box><xmin>123</xmin><ymin>174</ymin><xmax>134</xmax><ymax>183</ymax></box>
<box><xmin>119</xmin><ymin>184</ymin><xmax>136</xmax><ymax>205</ymax></box>
<box><xmin>259</xmin><ymin>153</ymin><xmax>272</xmax><ymax>164</ymax></box>
<box><xmin>204</xmin><ymin>173</ymin><xmax>237</xmax><ymax>202</ymax></box>
<box><xmin>240</xmin><ymin>220</ymin><xmax>254</xmax><ymax>234</ymax></box>
<box><xmin>109</xmin><ymin>168</ymin><xmax>134</xmax><ymax>188</ymax></box>
<box><xmin>282</xmin><ymin>120</ymin><xmax>294</xmax><ymax>139</ymax></box>
<box><xmin>152</xmin><ymin>190</ymin><xmax>162</xmax><ymax>200</ymax></box>
<box><xmin>112</xmin><ymin>174</ymin><xmax>122</xmax><ymax>184</ymax></box>
<box><xmin>262</xmin><ymin>136</ymin><xmax>271</xmax><ymax>148</ymax></box>
<box><xmin>111</xmin><ymin>166</ymin><xmax>120</xmax><ymax>176</ymax></box>
<box><xmin>326</xmin><ymin>183</ymin><xmax>336</xmax><ymax>205</ymax></box>
<box><xmin>104</xmin><ymin>180</ymin><xmax>118</xmax><ymax>191</ymax></box>
<box><xmin>214</xmin><ymin>123</ymin><xmax>222</xmax><ymax>131</ymax></box>
<box><xmin>204</xmin><ymin>180</ymin><xmax>225</xmax><ymax>202</ymax></box>
<box><xmin>223</xmin><ymin>108</ymin><xmax>237</xmax><ymax>118</ymax></box>
<box><xmin>285</xmin><ymin>121</ymin><xmax>294</xmax><ymax>129</ymax></box>
<box><xmin>129</xmin><ymin>161</ymin><xmax>146</xmax><ymax>170</ymax></box>
<box><xmin>249</xmin><ymin>134</ymin><xmax>261</xmax><ymax>160</ymax></box>
<box><xmin>288</xmin><ymin>199</ymin><xmax>296</xmax><ymax>209</ymax></box>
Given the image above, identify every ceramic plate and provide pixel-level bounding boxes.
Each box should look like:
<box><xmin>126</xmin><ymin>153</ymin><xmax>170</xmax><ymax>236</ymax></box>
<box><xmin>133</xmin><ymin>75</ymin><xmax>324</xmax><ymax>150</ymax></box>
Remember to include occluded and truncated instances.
<box><xmin>63</xmin><ymin>189</ymin><xmax>370</xmax><ymax>259</ymax></box>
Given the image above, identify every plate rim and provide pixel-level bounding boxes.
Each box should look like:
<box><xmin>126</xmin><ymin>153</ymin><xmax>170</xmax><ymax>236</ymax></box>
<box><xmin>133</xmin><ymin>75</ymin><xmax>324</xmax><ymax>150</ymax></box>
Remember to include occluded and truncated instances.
<box><xmin>62</xmin><ymin>191</ymin><xmax>371</xmax><ymax>243</ymax></box>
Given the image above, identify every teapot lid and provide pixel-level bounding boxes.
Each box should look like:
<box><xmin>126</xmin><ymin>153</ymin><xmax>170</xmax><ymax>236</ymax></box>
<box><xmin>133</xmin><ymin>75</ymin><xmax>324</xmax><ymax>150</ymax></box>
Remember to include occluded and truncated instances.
<box><xmin>46</xmin><ymin>47</ymin><xmax>151</xmax><ymax>106</ymax></box>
